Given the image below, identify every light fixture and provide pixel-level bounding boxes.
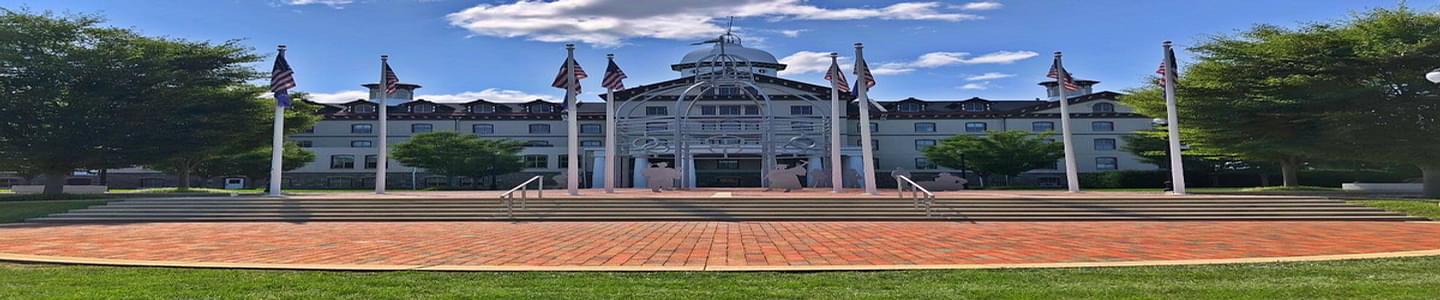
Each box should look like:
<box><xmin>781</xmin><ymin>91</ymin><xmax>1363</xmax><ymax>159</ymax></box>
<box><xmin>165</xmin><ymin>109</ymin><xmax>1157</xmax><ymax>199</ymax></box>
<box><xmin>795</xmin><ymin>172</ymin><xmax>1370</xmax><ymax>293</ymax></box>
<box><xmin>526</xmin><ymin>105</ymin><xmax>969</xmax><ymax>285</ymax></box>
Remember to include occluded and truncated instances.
<box><xmin>1426</xmin><ymin>68</ymin><xmax>1440</xmax><ymax>84</ymax></box>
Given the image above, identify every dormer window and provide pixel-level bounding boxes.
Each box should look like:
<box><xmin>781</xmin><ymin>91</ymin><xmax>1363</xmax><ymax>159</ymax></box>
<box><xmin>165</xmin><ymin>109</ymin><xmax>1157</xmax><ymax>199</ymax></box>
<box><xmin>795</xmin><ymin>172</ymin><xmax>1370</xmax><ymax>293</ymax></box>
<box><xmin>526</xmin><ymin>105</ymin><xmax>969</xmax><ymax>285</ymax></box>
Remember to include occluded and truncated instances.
<box><xmin>473</xmin><ymin>104</ymin><xmax>496</xmax><ymax>113</ymax></box>
<box><xmin>352</xmin><ymin>104</ymin><xmax>375</xmax><ymax>113</ymax></box>
<box><xmin>897</xmin><ymin>102</ymin><xmax>924</xmax><ymax>112</ymax></box>
<box><xmin>413</xmin><ymin>103</ymin><xmax>434</xmax><ymax>113</ymax></box>
<box><xmin>962</xmin><ymin>102</ymin><xmax>987</xmax><ymax>112</ymax></box>
<box><xmin>1092</xmin><ymin>103</ymin><xmax>1116</xmax><ymax>113</ymax></box>
<box><xmin>532</xmin><ymin>104</ymin><xmax>555</xmax><ymax>113</ymax></box>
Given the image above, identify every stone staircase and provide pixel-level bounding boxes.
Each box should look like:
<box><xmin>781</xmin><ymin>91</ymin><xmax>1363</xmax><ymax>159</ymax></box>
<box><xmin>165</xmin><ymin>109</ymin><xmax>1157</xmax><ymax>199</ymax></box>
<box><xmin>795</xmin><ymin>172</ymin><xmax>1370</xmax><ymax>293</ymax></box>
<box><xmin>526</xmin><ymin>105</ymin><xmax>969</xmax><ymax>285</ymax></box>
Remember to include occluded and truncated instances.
<box><xmin>26</xmin><ymin>195</ymin><xmax>1427</xmax><ymax>223</ymax></box>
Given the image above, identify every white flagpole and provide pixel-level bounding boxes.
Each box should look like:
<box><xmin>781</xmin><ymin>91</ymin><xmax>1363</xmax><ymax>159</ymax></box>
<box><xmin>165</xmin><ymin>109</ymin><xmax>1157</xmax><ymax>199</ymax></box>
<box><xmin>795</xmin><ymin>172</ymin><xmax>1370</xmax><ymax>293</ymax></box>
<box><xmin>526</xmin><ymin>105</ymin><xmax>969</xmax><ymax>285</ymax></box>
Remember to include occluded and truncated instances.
<box><xmin>828</xmin><ymin>53</ymin><xmax>843</xmax><ymax>193</ymax></box>
<box><xmin>376</xmin><ymin>55</ymin><xmax>389</xmax><ymax>194</ymax></box>
<box><xmin>1162</xmin><ymin>41</ymin><xmax>1187</xmax><ymax>195</ymax></box>
<box><xmin>268</xmin><ymin>45</ymin><xmax>287</xmax><ymax>197</ymax></box>
<box><xmin>1055</xmin><ymin>52</ymin><xmax>1080</xmax><ymax>193</ymax></box>
<box><xmin>565</xmin><ymin>44</ymin><xmax>580</xmax><ymax>196</ymax></box>
<box><xmin>603</xmin><ymin>54</ymin><xmax>618</xmax><ymax>193</ymax></box>
<box><xmin>855</xmin><ymin>43</ymin><xmax>878</xmax><ymax>195</ymax></box>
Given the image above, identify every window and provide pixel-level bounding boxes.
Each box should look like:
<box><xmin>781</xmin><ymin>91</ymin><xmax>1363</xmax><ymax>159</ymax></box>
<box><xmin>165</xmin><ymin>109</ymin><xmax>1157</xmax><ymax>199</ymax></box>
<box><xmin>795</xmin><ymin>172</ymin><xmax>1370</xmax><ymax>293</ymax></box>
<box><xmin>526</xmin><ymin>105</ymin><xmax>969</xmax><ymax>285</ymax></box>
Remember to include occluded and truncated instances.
<box><xmin>580</xmin><ymin>124</ymin><xmax>602</xmax><ymax>134</ymax></box>
<box><xmin>915</xmin><ymin>139</ymin><xmax>936</xmax><ymax>151</ymax></box>
<box><xmin>1092</xmin><ymin>103</ymin><xmax>1116</xmax><ymax>113</ymax></box>
<box><xmin>744</xmin><ymin>105</ymin><xmax>760</xmax><ymax>115</ymax></box>
<box><xmin>1032</xmin><ymin>121</ymin><xmax>1055</xmax><ymax>132</ymax></box>
<box><xmin>898</xmin><ymin>102</ymin><xmax>924</xmax><ymax>112</ymax></box>
<box><xmin>965</xmin><ymin>122</ymin><xmax>988</xmax><ymax>133</ymax></box>
<box><xmin>302</xmin><ymin>127</ymin><xmax>315</xmax><ymax>134</ymax></box>
<box><xmin>411</xmin><ymin>123</ymin><xmax>433</xmax><ymax>133</ymax></box>
<box><xmin>364</xmin><ymin>155</ymin><xmax>378</xmax><ymax>169</ymax></box>
<box><xmin>296</xmin><ymin>140</ymin><xmax>313</xmax><ymax>148</ymax></box>
<box><xmin>351</xmin><ymin>140</ymin><xmax>373</xmax><ymax>148</ymax></box>
<box><xmin>473</xmin><ymin>104</ymin><xmax>496</xmax><ymax>113</ymax></box>
<box><xmin>352</xmin><ymin>104</ymin><xmax>375</xmax><ymax>113</ymax></box>
<box><xmin>1096</xmin><ymin>157</ymin><xmax>1119</xmax><ymax>170</ymax></box>
<box><xmin>701</xmin><ymin>106</ymin><xmax>716</xmax><ymax>115</ymax></box>
<box><xmin>1095</xmin><ymin>138</ymin><xmax>1117</xmax><ymax>151</ymax></box>
<box><xmin>1092</xmin><ymin>121</ymin><xmax>1115</xmax><ymax>132</ymax></box>
<box><xmin>558</xmin><ymin>155</ymin><xmax>569</xmax><ymax>169</ymax></box>
<box><xmin>719</xmin><ymin>105</ymin><xmax>742</xmax><ymax>115</ymax></box>
<box><xmin>871</xmin><ymin>139</ymin><xmax>880</xmax><ymax>151</ymax></box>
<box><xmin>524</xmin><ymin>140</ymin><xmax>552</xmax><ymax>147</ymax></box>
<box><xmin>915</xmin><ymin>158</ymin><xmax>938</xmax><ymax>170</ymax></box>
<box><xmin>523</xmin><ymin>155</ymin><xmax>549</xmax><ymax>169</ymax></box>
<box><xmin>412</xmin><ymin>104</ymin><xmax>435</xmax><ymax>113</ymax></box>
<box><xmin>914</xmin><ymin>122</ymin><xmax>937</xmax><ymax>133</ymax></box>
<box><xmin>962</xmin><ymin>102</ymin><xmax>987</xmax><ymax>112</ymax></box>
<box><xmin>870</xmin><ymin>122</ymin><xmax>879</xmax><ymax>133</ymax></box>
<box><xmin>717</xmin><ymin>160</ymin><xmax>740</xmax><ymax>169</ymax></box>
<box><xmin>580</xmin><ymin>140</ymin><xmax>602</xmax><ymax>147</ymax></box>
<box><xmin>529</xmin><ymin>124</ymin><xmax>551</xmax><ymax>134</ymax></box>
<box><xmin>330</xmin><ymin>155</ymin><xmax>355</xmax><ymax>169</ymax></box>
<box><xmin>351</xmin><ymin>124</ymin><xmax>373</xmax><ymax>134</ymax></box>
<box><xmin>533</xmin><ymin>104</ymin><xmax>555</xmax><ymax>113</ymax></box>
<box><xmin>790</xmin><ymin>105</ymin><xmax>813</xmax><ymax>115</ymax></box>
<box><xmin>645</xmin><ymin>106</ymin><xmax>668</xmax><ymax>116</ymax></box>
<box><xmin>472</xmin><ymin>124</ymin><xmax>494</xmax><ymax>134</ymax></box>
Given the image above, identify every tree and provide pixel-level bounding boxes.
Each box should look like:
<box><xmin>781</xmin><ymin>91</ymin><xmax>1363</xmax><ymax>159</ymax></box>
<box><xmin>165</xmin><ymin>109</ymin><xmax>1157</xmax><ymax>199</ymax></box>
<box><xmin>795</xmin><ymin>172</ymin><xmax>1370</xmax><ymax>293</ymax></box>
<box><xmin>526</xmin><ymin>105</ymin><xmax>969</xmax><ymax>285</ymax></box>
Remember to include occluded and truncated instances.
<box><xmin>193</xmin><ymin>141</ymin><xmax>315</xmax><ymax>188</ymax></box>
<box><xmin>1120</xmin><ymin>7</ymin><xmax>1440</xmax><ymax>196</ymax></box>
<box><xmin>391</xmin><ymin>132</ymin><xmax>525</xmax><ymax>189</ymax></box>
<box><xmin>923</xmin><ymin>131</ymin><xmax>1063</xmax><ymax>186</ymax></box>
<box><xmin>149</xmin><ymin>94</ymin><xmax>321</xmax><ymax>191</ymax></box>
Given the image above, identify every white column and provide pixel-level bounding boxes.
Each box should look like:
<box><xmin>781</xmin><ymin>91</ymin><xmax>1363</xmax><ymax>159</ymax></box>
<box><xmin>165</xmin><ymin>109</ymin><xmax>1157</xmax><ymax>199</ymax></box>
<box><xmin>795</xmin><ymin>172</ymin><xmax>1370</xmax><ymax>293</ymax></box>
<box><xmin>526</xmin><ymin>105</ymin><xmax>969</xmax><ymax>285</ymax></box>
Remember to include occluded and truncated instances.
<box><xmin>854</xmin><ymin>43</ymin><xmax>879</xmax><ymax>195</ymax></box>
<box><xmin>591</xmin><ymin>150</ymin><xmax>606</xmax><ymax>190</ymax></box>
<box><xmin>565</xmin><ymin>44</ymin><xmax>580</xmax><ymax>196</ymax></box>
<box><xmin>269</xmin><ymin>46</ymin><xmax>287</xmax><ymax>198</ymax></box>
<box><xmin>808</xmin><ymin>156</ymin><xmax>823</xmax><ymax>187</ymax></box>
<box><xmin>685</xmin><ymin>156</ymin><xmax>697</xmax><ymax>188</ymax></box>
<box><xmin>633</xmin><ymin>157</ymin><xmax>649</xmax><ymax>188</ymax></box>
<box><xmin>1162</xmin><ymin>41</ymin><xmax>1187</xmax><ymax>195</ymax></box>
<box><xmin>375</xmin><ymin>55</ymin><xmax>389</xmax><ymax>194</ymax></box>
<box><xmin>1055</xmin><ymin>52</ymin><xmax>1080</xmax><ymax>193</ymax></box>
<box><xmin>828</xmin><ymin>53</ymin><xmax>844</xmax><ymax>193</ymax></box>
<box><xmin>603</xmin><ymin>55</ymin><xmax>618</xmax><ymax>193</ymax></box>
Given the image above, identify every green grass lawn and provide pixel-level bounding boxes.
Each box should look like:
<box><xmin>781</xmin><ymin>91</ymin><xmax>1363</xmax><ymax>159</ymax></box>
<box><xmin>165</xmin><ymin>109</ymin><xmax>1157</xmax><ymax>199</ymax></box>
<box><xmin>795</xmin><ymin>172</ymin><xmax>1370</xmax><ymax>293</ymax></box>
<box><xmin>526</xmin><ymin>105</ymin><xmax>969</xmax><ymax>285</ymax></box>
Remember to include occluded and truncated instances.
<box><xmin>1350</xmin><ymin>199</ymin><xmax>1440</xmax><ymax>220</ymax></box>
<box><xmin>1</xmin><ymin>257</ymin><xmax>1438</xmax><ymax>299</ymax></box>
<box><xmin>0</xmin><ymin>199</ymin><xmax>109</xmax><ymax>223</ymax></box>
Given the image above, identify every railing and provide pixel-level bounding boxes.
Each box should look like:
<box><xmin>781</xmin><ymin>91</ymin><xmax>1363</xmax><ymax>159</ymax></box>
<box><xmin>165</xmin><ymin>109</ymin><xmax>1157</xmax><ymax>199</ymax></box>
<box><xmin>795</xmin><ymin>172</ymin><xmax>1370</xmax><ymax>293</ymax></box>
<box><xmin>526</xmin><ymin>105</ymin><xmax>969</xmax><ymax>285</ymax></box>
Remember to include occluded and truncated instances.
<box><xmin>499</xmin><ymin>176</ymin><xmax>544</xmax><ymax>218</ymax></box>
<box><xmin>896</xmin><ymin>175</ymin><xmax>937</xmax><ymax>216</ymax></box>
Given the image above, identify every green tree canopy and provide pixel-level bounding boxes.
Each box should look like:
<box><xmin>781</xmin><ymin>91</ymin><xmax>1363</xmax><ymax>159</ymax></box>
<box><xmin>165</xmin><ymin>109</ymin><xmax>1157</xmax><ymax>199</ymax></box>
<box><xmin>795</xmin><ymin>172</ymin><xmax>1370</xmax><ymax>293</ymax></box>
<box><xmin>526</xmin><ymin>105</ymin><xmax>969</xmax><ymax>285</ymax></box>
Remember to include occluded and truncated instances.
<box><xmin>923</xmin><ymin>131</ymin><xmax>1063</xmax><ymax>184</ymax></box>
<box><xmin>392</xmin><ymin>132</ymin><xmax>525</xmax><ymax>189</ymax></box>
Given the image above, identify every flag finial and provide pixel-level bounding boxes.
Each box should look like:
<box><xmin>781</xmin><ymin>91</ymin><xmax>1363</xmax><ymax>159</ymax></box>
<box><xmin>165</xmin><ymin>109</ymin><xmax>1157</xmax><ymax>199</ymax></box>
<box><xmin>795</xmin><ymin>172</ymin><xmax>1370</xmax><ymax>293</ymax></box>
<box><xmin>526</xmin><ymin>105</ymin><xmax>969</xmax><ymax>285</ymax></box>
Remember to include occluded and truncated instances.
<box><xmin>607</xmin><ymin>53</ymin><xmax>614</xmax><ymax>60</ymax></box>
<box><xmin>277</xmin><ymin>45</ymin><xmax>287</xmax><ymax>51</ymax></box>
<box><xmin>1053</xmin><ymin>51</ymin><xmax>1062</xmax><ymax>57</ymax></box>
<box><xmin>381</xmin><ymin>54</ymin><xmax>388</xmax><ymax>60</ymax></box>
<box><xmin>854</xmin><ymin>42</ymin><xmax>863</xmax><ymax>48</ymax></box>
<box><xmin>566</xmin><ymin>43</ymin><xmax>575</xmax><ymax>50</ymax></box>
<box><xmin>829</xmin><ymin>52</ymin><xmax>837</xmax><ymax>58</ymax></box>
<box><xmin>1163</xmin><ymin>41</ymin><xmax>1173</xmax><ymax>49</ymax></box>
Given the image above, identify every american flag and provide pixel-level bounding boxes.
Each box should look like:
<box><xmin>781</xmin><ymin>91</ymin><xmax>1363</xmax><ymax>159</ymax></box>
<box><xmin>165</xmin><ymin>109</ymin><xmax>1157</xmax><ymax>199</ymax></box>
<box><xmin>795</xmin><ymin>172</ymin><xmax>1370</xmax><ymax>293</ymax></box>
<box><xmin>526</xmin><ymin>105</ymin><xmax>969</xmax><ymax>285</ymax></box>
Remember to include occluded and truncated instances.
<box><xmin>382</xmin><ymin>62</ymin><xmax>400</xmax><ymax>95</ymax></box>
<box><xmin>1155</xmin><ymin>60</ymin><xmax>1167</xmax><ymax>87</ymax></box>
<box><xmin>1047</xmin><ymin>57</ymin><xmax>1081</xmax><ymax>91</ymax></box>
<box><xmin>1156</xmin><ymin>46</ymin><xmax>1178</xmax><ymax>88</ymax></box>
<box><xmin>270</xmin><ymin>51</ymin><xmax>296</xmax><ymax>107</ymax></box>
<box><xmin>853</xmin><ymin>56</ymin><xmax>877</xmax><ymax>89</ymax></box>
<box><xmin>551</xmin><ymin>57</ymin><xmax>588</xmax><ymax>93</ymax></box>
<box><xmin>824</xmin><ymin>60</ymin><xmax>850</xmax><ymax>94</ymax></box>
<box><xmin>601</xmin><ymin>59</ymin><xmax>626</xmax><ymax>90</ymax></box>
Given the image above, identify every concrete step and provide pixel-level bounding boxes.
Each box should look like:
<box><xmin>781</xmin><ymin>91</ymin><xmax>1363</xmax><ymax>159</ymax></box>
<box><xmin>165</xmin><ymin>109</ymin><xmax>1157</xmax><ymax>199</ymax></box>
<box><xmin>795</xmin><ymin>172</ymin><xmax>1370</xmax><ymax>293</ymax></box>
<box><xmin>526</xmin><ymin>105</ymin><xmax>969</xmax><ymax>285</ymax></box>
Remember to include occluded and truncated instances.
<box><xmin>28</xmin><ymin>215</ymin><xmax>1426</xmax><ymax>223</ymax></box>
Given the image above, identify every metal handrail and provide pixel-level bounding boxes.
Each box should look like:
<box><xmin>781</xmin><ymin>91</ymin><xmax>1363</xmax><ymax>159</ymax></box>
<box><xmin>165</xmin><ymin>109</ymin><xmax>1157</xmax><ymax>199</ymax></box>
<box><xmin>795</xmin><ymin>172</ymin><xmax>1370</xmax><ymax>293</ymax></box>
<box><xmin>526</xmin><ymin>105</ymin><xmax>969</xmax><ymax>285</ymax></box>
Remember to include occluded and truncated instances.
<box><xmin>896</xmin><ymin>175</ymin><xmax>937</xmax><ymax>216</ymax></box>
<box><xmin>498</xmin><ymin>176</ymin><xmax>544</xmax><ymax>218</ymax></box>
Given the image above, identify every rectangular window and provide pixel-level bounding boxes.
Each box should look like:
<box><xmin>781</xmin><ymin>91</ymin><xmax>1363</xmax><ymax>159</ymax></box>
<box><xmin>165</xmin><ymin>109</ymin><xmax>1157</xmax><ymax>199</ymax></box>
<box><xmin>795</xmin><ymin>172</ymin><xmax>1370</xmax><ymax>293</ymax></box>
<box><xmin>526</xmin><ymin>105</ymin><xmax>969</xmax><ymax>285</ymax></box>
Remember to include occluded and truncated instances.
<box><xmin>915</xmin><ymin>139</ymin><xmax>936</xmax><ymax>151</ymax></box>
<box><xmin>558</xmin><ymin>155</ymin><xmax>569</xmax><ymax>169</ymax></box>
<box><xmin>1095</xmin><ymin>138</ymin><xmax>1117</xmax><ymax>151</ymax></box>
<box><xmin>330</xmin><ymin>155</ymin><xmax>355</xmax><ymax>169</ymax></box>
<box><xmin>411</xmin><ymin>123</ymin><xmax>433</xmax><ymax>133</ymax></box>
<box><xmin>523</xmin><ymin>155</ymin><xmax>549</xmax><ymax>169</ymax></box>
<box><xmin>351</xmin><ymin>124</ymin><xmax>373</xmax><ymax>134</ymax></box>
<box><xmin>364</xmin><ymin>155</ymin><xmax>378</xmax><ymax>169</ymax></box>
<box><xmin>580</xmin><ymin>140</ymin><xmax>602</xmax><ymax>147</ymax></box>
<box><xmin>1096</xmin><ymin>157</ymin><xmax>1119</xmax><ymax>170</ymax></box>
<box><xmin>790</xmin><ymin>105</ymin><xmax>813</xmax><ymax>115</ymax></box>
<box><xmin>871</xmin><ymin>139</ymin><xmax>880</xmax><ymax>151</ymax></box>
<box><xmin>914</xmin><ymin>122</ymin><xmax>936</xmax><ymax>133</ymax></box>
<box><xmin>1092</xmin><ymin>121</ymin><xmax>1115</xmax><ymax>132</ymax></box>
<box><xmin>352</xmin><ymin>104</ymin><xmax>375</xmax><ymax>113</ymax></box>
<box><xmin>580</xmin><ymin>124</ymin><xmax>602</xmax><ymax>134</ymax></box>
<box><xmin>296</xmin><ymin>140</ymin><xmax>313</xmax><ymax>148</ymax></box>
<box><xmin>701</xmin><ymin>106</ymin><xmax>717</xmax><ymax>115</ymax></box>
<box><xmin>1032</xmin><ymin>121</ymin><xmax>1055</xmax><ymax>132</ymax></box>
<box><xmin>870</xmin><ymin>122</ymin><xmax>879</xmax><ymax>133</ymax></box>
<box><xmin>915</xmin><ymin>158</ymin><xmax>937</xmax><ymax>170</ymax></box>
<box><xmin>472</xmin><ymin>124</ymin><xmax>494</xmax><ymax>134</ymax></box>
<box><xmin>529</xmin><ymin>124</ymin><xmax>551</xmax><ymax>134</ymax></box>
<box><xmin>524</xmin><ymin>140</ymin><xmax>552</xmax><ymax>147</ymax></box>
<box><xmin>965</xmin><ymin>122</ymin><xmax>988</xmax><ymax>133</ymax></box>
<box><xmin>717</xmin><ymin>160</ymin><xmax>740</xmax><ymax>169</ymax></box>
<box><xmin>898</xmin><ymin>103</ymin><xmax>923</xmax><ymax>112</ymax></box>
<box><xmin>645</xmin><ymin>106</ymin><xmax>669</xmax><ymax>116</ymax></box>
<box><xmin>302</xmin><ymin>127</ymin><xmax>315</xmax><ymax>134</ymax></box>
<box><xmin>350</xmin><ymin>140</ymin><xmax>373</xmax><ymax>148</ymax></box>
<box><xmin>744</xmin><ymin>105</ymin><xmax>760</xmax><ymax>115</ymax></box>
<box><xmin>962</xmin><ymin>102</ymin><xmax>987</xmax><ymax>112</ymax></box>
<box><xmin>474</xmin><ymin>104</ymin><xmax>496</xmax><ymax>113</ymax></box>
<box><xmin>719</xmin><ymin>105</ymin><xmax>742</xmax><ymax>115</ymax></box>
<box><xmin>534</xmin><ymin>104</ymin><xmax>555</xmax><ymax>113</ymax></box>
<box><xmin>413</xmin><ymin>104</ymin><xmax>435</xmax><ymax>113</ymax></box>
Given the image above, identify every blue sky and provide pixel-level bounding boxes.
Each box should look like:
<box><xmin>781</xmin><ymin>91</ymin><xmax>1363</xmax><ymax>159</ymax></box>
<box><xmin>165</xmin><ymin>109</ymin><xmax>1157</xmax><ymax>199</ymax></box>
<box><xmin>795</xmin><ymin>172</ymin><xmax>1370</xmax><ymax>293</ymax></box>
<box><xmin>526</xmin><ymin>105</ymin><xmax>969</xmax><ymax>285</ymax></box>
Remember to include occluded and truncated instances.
<box><xmin>0</xmin><ymin>0</ymin><xmax>1419</xmax><ymax>103</ymax></box>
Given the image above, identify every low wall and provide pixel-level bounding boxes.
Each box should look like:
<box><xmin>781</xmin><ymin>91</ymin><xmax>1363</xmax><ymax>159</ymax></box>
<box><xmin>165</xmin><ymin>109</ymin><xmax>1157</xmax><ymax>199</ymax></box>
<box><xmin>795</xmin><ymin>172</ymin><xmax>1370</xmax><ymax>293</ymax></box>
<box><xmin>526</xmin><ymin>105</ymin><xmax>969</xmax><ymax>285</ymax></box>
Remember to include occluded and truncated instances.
<box><xmin>11</xmin><ymin>185</ymin><xmax>109</xmax><ymax>194</ymax></box>
<box><xmin>1341</xmin><ymin>183</ymin><xmax>1423</xmax><ymax>193</ymax></box>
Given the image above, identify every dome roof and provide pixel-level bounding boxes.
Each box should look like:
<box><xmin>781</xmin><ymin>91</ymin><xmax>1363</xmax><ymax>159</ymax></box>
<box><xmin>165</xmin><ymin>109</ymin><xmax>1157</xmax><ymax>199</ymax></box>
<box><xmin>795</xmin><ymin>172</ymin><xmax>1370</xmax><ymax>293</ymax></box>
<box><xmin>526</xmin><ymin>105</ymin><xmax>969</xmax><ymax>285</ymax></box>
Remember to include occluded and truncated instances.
<box><xmin>678</xmin><ymin>41</ymin><xmax>779</xmax><ymax>64</ymax></box>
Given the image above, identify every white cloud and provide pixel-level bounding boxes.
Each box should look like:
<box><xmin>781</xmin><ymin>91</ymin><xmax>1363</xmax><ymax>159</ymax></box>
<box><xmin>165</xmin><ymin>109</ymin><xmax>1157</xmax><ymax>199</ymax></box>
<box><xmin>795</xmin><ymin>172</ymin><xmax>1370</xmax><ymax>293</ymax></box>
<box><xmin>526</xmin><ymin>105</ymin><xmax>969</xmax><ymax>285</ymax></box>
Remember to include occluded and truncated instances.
<box><xmin>446</xmin><ymin>0</ymin><xmax>984</xmax><ymax>47</ymax></box>
<box><xmin>285</xmin><ymin>0</ymin><xmax>353</xmax><ymax>8</ymax></box>
<box><xmin>778</xmin><ymin>29</ymin><xmax>806</xmax><ymax>38</ymax></box>
<box><xmin>779</xmin><ymin>50</ymin><xmax>1036</xmax><ymax>76</ymax></box>
<box><xmin>959</xmin><ymin>82</ymin><xmax>990</xmax><ymax>90</ymax></box>
<box><xmin>965</xmin><ymin>72</ymin><xmax>1014</xmax><ymax>81</ymax></box>
<box><xmin>305</xmin><ymin>88</ymin><xmax>558</xmax><ymax>103</ymax></box>
<box><xmin>958</xmin><ymin>1</ymin><xmax>1003</xmax><ymax>11</ymax></box>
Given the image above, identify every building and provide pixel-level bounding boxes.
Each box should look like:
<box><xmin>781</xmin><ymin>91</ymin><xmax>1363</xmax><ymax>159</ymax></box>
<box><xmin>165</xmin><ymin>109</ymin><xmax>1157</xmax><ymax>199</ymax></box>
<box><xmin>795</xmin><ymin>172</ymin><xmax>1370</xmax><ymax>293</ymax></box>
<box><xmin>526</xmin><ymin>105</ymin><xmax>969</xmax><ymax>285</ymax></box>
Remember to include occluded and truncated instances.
<box><xmin>279</xmin><ymin>34</ymin><xmax>1156</xmax><ymax>190</ymax></box>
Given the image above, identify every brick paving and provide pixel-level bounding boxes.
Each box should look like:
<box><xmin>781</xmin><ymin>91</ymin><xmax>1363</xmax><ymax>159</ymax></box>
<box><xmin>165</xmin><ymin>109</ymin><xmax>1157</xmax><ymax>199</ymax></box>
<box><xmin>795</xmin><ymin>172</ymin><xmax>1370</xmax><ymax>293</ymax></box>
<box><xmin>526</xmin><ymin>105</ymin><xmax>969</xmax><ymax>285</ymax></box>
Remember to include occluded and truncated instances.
<box><xmin>2</xmin><ymin>221</ymin><xmax>1440</xmax><ymax>268</ymax></box>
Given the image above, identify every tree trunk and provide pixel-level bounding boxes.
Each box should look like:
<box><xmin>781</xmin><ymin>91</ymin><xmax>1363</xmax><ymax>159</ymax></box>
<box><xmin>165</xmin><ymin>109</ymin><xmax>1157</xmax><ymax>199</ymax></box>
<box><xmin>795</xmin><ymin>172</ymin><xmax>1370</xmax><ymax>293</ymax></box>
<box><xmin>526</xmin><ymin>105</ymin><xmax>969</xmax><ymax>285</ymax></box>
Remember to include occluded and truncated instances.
<box><xmin>1422</xmin><ymin>165</ymin><xmax>1439</xmax><ymax>199</ymax></box>
<box><xmin>99</xmin><ymin>169</ymin><xmax>108</xmax><ymax>186</ymax></box>
<box><xmin>42</xmin><ymin>170</ymin><xmax>67</xmax><ymax>195</ymax></box>
<box><xmin>177</xmin><ymin>167</ymin><xmax>192</xmax><ymax>192</ymax></box>
<box><xmin>1279</xmin><ymin>159</ymin><xmax>1301</xmax><ymax>187</ymax></box>
<box><xmin>489</xmin><ymin>175</ymin><xmax>498</xmax><ymax>190</ymax></box>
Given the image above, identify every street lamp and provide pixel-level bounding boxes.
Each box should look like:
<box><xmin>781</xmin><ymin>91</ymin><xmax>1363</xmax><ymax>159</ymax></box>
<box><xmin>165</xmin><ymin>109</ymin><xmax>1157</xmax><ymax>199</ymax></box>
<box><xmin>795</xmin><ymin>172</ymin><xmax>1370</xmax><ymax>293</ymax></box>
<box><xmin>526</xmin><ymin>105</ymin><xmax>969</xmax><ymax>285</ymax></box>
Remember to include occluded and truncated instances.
<box><xmin>1426</xmin><ymin>68</ymin><xmax>1440</xmax><ymax>84</ymax></box>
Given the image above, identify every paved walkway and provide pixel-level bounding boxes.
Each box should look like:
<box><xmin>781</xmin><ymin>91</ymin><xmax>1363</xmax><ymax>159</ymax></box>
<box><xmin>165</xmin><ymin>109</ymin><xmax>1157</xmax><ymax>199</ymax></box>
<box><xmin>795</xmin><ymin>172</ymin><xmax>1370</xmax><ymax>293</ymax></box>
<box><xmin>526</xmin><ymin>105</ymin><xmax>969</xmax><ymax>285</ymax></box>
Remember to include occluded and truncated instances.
<box><xmin>2</xmin><ymin>221</ymin><xmax>1440</xmax><ymax>271</ymax></box>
